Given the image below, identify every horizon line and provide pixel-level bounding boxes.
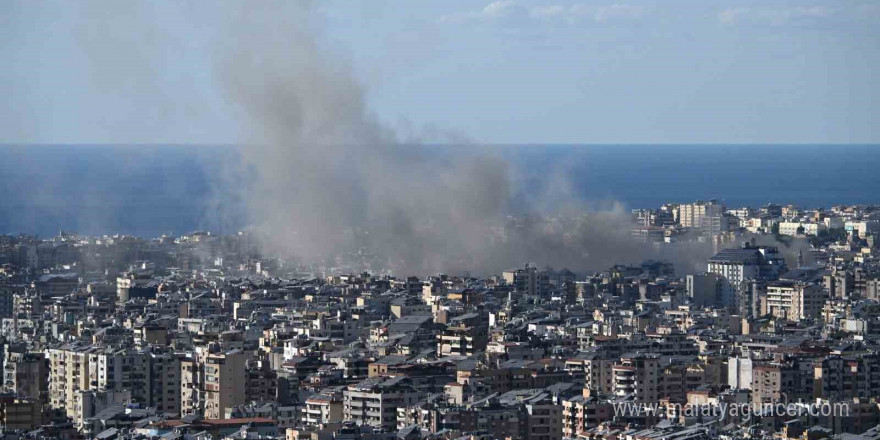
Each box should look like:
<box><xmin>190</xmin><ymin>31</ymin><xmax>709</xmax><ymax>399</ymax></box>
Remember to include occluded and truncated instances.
<box><xmin>2</xmin><ymin>142</ymin><xmax>880</xmax><ymax>147</ymax></box>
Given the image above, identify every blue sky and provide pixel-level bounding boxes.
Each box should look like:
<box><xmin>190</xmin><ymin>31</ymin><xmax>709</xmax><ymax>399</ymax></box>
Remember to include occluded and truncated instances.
<box><xmin>2</xmin><ymin>0</ymin><xmax>878</xmax><ymax>144</ymax></box>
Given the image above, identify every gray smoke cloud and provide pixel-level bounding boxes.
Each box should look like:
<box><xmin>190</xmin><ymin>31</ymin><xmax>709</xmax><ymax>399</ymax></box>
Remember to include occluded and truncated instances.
<box><xmin>214</xmin><ymin>2</ymin><xmax>709</xmax><ymax>276</ymax></box>
<box><xmin>6</xmin><ymin>0</ymin><xmax>732</xmax><ymax>276</ymax></box>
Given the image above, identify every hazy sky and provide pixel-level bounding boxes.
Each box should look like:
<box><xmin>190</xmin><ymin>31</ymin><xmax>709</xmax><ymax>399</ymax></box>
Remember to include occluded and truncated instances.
<box><xmin>2</xmin><ymin>0</ymin><xmax>878</xmax><ymax>144</ymax></box>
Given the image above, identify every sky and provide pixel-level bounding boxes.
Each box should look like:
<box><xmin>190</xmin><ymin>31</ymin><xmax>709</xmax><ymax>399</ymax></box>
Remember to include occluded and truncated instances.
<box><xmin>1</xmin><ymin>0</ymin><xmax>878</xmax><ymax>145</ymax></box>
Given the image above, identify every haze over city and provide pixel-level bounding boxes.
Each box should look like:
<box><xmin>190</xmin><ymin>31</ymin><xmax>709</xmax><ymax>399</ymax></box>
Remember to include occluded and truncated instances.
<box><xmin>0</xmin><ymin>1</ymin><xmax>878</xmax><ymax>440</ymax></box>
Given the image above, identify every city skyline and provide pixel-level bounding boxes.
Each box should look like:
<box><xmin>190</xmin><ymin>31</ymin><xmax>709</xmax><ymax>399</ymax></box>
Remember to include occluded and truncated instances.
<box><xmin>1</xmin><ymin>2</ymin><xmax>880</xmax><ymax>439</ymax></box>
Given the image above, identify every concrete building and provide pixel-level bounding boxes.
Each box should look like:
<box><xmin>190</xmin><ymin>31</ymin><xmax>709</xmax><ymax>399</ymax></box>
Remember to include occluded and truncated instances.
<box><xmin>47</xmin><ymin>345</ymin><xmax>182</xmax><ymax>424</ymax></box>
<box><xmin>708</xmin><ymin>243</ymin><xmax>787</xmax><ymax>307</ymax></box>
<box><xmin>522</xmin><ymin>396</ymin><xmax>563</xmax><ymax>440</ymax></box>
<box><xmin>3</xmin><ymin>351</ymin><xmax>48</xmax><ymax>402</ymax></box>
<box><xmin>565</xmin><ymin>355</ymin><xmax>615</xmax><ymax>395</ymax></box>
<box><xmin>761</xmin><ymin>281</ymin><xmax>826</xmax><ymax>322</ymax></box>
<box><xmin>0</xmin><ymin>284</ymin><xmax>13</xmax><ymax>318</ymax></box>
<box><xmin>680</xmin><ymin>200</ymin><xmax>725</xmax><ymax>231</ymax></box>
<box><xmin>180</xmin><ymin>355</ymin><xmax>204</xmax><ymax>417</ymax></box>
<box><xmin>562</xmin><ymin>394</ymin><xmax>613</xmax><ymax>438</ymax></box>
<box><xmin>149</xmin><ymin>351</ymin><xmax>181</xmax><ymax>416</ymax></box>
<box><xmin>0</xmin><ymin>395</ymin><xmax>43</xmax><ymax>430</ymax></box>
<box><xmin>612</xmin><ymin>353</ymin><xmax>660</xmax><ymax>402</ymax></box>
<box><xmin>77</xmin><ymin>389</ymin><xmax>132</xmax><ymax>428</ymax></box>
<box><xmin>845</xmin><ymin>221</ymin><xmax>880</xmax><ymax>239</ymax></box>
<box><xmin>245</xmin><ymin>359</ymin><xmax>278</xmax><ymax>404</ymax></box>
<box><xmin>502</xmin><ymin>264</ymin><xmax>550</xmax><ymax>297</ymax></box>
<box><xmin>436</xmin><ymin>313</ymin><xmax>488</xmax><ymax>357</ymax></box>
<box><xmin>814</xmin><ymin>355</ymin><xmax>880</xmax><ymax>400</ymax></box>
<box><xmin>303</xmin><ymin>390</ymin><xmax>344</xmax><ymax>427</ymax></box>
<box><xmin>727</xmin><ymin>357</ymin><xmax>753</xmax><ymax>390</ymax></box>
<box><xmin>686</xmin><ymin>273</ymin><xmax>724</xmax><ymax>307</ymax></box>
<box><xmin>751</xmin><ymin>360</ymin><xmax>813</xmax><ymax>404</ymax></box>
<box><xmin>389</xmin><ymin>297</ymin><xmax>431</xmax><ymax>319</ymax></box>
<box><xmin>204</xmin><ymin>350</ymin><xmax>252</xmax><ymax>419</ymax></box>
<box><xmin>343</xmin><ymin>376</ymin><xmax>422</xmax><ymax>430</ymax></box>
<box><xmin>47</xmin><ymin>344</ymin><xmax>92</xmax><ymax>420</ymax></box>
<box><xmin>779</xmin><ymin>221</ymin><xmax>826</xmax><ymax>236</ymax></box>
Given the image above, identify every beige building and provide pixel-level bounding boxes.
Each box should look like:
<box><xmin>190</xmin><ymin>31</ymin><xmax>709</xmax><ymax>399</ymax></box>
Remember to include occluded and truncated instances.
<box><xmin>302</xmin><ymin>390</ymin><xmax>344</xmax><ymax>426</ymax></box>
<box><xmin>761</xmin><ymin>281</ymin><xmax>825</xmax><ymax>322</ymax></box>
<box><xmin>47</xmin><ymin>344</ymin><xmax>182</xmax><ymax>425</ymax></box>
<box><xmin>389</xmin><ymin>297</ymin><xmax>431</xmax><ymax>319</ymax></box>
<box><xmin>47</xmin><ymin>344</ymin><xmax>93</xmax><ymax>420</ymax></box>
<box><xmin>204</xmin><ymin>349</ymin><xmax>252</xmax><ymax>419</ymax></box>
<box><xmin>680</xmin><ymin>200</ymin><xmax>724</xmax><ymax>229</ymax></box>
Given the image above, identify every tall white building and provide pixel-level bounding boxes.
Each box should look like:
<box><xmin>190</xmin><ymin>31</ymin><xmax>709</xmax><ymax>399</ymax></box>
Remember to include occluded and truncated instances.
<box><xmin>707</xmin><ymin>243</ymin><xmax>787</xmax><ymax>307</ymax></box>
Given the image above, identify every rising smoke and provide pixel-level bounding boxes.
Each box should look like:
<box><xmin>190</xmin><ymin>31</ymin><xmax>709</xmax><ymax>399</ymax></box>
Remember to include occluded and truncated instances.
<box><xmin>9</xmin><ymin>1</ymin><xmax>804</xmax><ymax>276</ymax></box>
<box><xmin>215</xmin><ymin>1</ymin><xmax>702</xmax><ymax>275</ymax></box>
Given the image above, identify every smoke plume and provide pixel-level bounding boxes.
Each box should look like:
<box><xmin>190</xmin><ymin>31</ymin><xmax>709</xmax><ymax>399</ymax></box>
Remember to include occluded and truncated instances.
<box><xmin>216</xmin><ymin>2</ymin><xmax>699</xmax><ymax>275</ymax></box>
<box><xmin>7</xmin><ymin>1</ymin><xmax>733</xmax><ymax>276</ymax></box>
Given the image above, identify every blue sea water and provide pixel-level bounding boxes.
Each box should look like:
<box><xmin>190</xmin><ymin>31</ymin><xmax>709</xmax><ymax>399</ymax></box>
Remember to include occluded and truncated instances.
<box><xmin>1</xmin><ymin>144</ymin><xmax>877</xmax><ymax>237</ymax></box>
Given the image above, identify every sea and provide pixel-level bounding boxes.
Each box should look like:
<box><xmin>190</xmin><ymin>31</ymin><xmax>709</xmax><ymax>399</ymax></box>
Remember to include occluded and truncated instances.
<box><xmin>1</xmin><ymin>144</ymin><xmax>877</xmax><ymax>238</ymax></box>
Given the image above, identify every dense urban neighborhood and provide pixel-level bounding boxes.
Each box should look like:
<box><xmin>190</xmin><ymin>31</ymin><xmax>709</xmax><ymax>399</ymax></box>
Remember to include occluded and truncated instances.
<box><xmin>2</xmin><ymin>201</ymin><xmax>880</xmax><ymax>440</ymax></box>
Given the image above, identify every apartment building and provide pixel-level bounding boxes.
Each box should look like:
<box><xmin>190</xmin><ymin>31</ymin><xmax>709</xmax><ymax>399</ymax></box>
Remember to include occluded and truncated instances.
<box><xmin>562</xmin><ymin>394</ymin><xmax>613</xmax><ymax>438</ymax></box>
<box><xmin>180</xmin><ymin>355</ymin><xmax>204</xmax><ymax>417</ymax></box>
<box><xmin>88</xmin><ymin>348</ymin><xmax>151</xmax><ymax>406</ymax></box>
<box><xmin>686</xmin><ymin>272</ymin><xmax>724</xmax><ymax>307</ymax></box>
<box><xmin>564</xmin><ymin>354</ymin><xmax>615</xmax><ymax>395</ymax></box>
<box><xmin>612</xmin><ymin>353</ymin><xmax>660</xmax><ymax>402</ymax></box>
<box><xmin>814</xmin><ymin>355</ymin><xmax>880</xmax><ymax>400</ymax></box>
<box><xmin>523</xmin><ymin>397</ymin><xmax>563</xmax><ymax>440</ymax></box>
<box><xmin>708</xmin><ymin>243</ymin><xmax>787</xmax><ymax>306</ymax></box>
<box><xmin>436</xmin><ymin>313</ymin><xmax>488</xmax><ymax>357</ymax></box>
<box><xmin>0</xmin><ymin>395</ymin><xmax>43</xmax><ymax>430</ymax></box>
<box><xmin>204</xmin><ymin>349</ymin><xmax>252</xmax><ymax>419</ymax></box>
<box><xmin>751</xmin><ymin>359</ymin><xmax>814</xmax><ymax>404</ymax></box>
<box><xmin>149</xmin><ymin>351</ymin><xmax>181</xmax><ymax>416</ymax></box>
<box><xmin>47</xmin><ymin>344</ymin><xmax>182</xmax><ymax>424</ymax></box>
<box><xmin>680</xmin><ymin>200</ymin><xmax>725</xmax><ymax>233</ymax></box>
<box><xmin>343</xmin><ymin>376</ymin><xmax>422</xmax><ymax>430</ymax></box>
<box><xmin>502</xmin><ymin>264</ymin><xmax>550</xmax><ymax>297</ymax></box>
<box><xmin>779</xmin><ymin>221</ymin><xmax>826</xmax><ymax>236</ymax></box>
<box><xmin>302</xmin><ymin>390</ymin><xmax>344</xmax><ymax>427</ymax></box>
<box><xmin>47</xmin><ymin>344</ymin><xmax>93</xmax><ymax>419</ymax></box>
<box><xmin>761</xmin><ymin>281</ymin><xmax>826</xmax><ymax>322</ymax></box>
<box><xmin>3</xmin><ymin>351</ymin><xmax>48</xmax><ymax>402</ymax></box>
<box><xmin>245</xmin><ymin>359</ymin><xmax>278</xmax><ymax>404</ymax></box>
